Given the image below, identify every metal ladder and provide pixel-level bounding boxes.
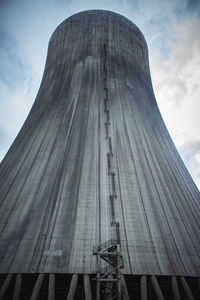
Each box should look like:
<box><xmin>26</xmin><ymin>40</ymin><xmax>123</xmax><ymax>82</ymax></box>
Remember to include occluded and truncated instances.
<box><xmin>93</xmin><ymin>42</ymin><xmax>124</xmax><ymax>300</ymax></box>
<box><xmin>93</xmin><ymin>224</ymin><xmax>124</xmax><ymax>300</ymax></box>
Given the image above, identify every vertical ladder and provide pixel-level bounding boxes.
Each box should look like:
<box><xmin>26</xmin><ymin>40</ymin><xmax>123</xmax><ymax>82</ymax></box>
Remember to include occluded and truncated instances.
<box><xmin>93</xmin><ymin>228</ymin><xmax>124</xmax><ymax>300</ymax></box>
<box><xmin>93</xmin><ymin>42</ymin><xmax>124</xmax><ymax>300</ymax></box>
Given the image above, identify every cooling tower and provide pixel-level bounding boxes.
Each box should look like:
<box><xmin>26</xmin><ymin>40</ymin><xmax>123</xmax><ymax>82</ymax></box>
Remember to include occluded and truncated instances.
<box><xmin>0</xmin><ymin>10</ymin><xmax>199</xmax><ymax>300</ymax></box>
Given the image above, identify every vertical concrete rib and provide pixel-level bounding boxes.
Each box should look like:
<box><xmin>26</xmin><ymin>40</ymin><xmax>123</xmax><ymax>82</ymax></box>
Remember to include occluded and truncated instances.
<box><xmin>121</xmin><ymin>275</ymin><xmax>130</xmax><ymax>300</ymax></box>
<box><xmin>150</xmin><ymin>276</ymin><xmax>165</xmax><ymax>300</ymax></box>
<box><xmin>83</xmin><ymin>275</ymin><xmax>92</xmax><ymax>300</ymax></box>
<box><xmin>67</xmin><ymin>274</ymin><xmax>78</xmax><ymax>300</ymax></box>
<box><xmin>30</xmin><ymin>274</ymin><xmax>44</xmax><ymax>300</ymax></box>
<box><xmin>48</xmin><ymin>274</ymin><xmax>55</xmax><ymax>300</ymax></box>
<box><xmin>140</xmin><ymin>276</ymin><xmax>147</xmax><ymax>300</ymax></box>
<box><xmin>0</xmin><ymin>274</ymin><xmax>12</xmax><ymax>299</ymax></box>
<box><xmin>171</xmin><ymin>277</ymin><xmax>180</xmax><ymax>300</ymax></box>
<box><xmin>12</xmin><ymin>274</ymin><xmax>22</xmax><ymax>300</ymax></box>
<box><xmin>180</xmin><ymin>277</ymin><xmax>195</xmax><ymax>300</ymax></box>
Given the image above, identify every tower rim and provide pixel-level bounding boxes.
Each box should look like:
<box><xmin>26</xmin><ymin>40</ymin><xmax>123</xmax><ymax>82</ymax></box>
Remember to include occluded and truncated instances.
<box><xmin>49</xmin><ymin>9</ymin><xmax>146</xmax><ymax>46</ymax></box>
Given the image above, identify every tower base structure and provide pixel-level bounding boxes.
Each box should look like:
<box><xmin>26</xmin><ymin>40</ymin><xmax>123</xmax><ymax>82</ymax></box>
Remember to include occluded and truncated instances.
<box><xmin>0</xmin><ymin>273</ymin><xmax>199</xmax><ymax>300</ymax></box>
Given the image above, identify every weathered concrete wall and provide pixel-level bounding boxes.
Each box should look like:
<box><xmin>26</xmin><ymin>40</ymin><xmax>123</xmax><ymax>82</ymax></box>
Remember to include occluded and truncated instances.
<box><xmin>0</xmin><ymin>10</ymin><xmax>199</xmax><ymax>276</ymax></box>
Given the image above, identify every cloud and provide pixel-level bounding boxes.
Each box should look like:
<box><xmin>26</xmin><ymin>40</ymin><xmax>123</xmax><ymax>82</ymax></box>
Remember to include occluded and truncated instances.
<box><xmin>149</xmin><ymin>16</ymin><xmax>200</xmax><ymax>189</ymax></box>
<box><xmin>150</xmin><ymin>17</ymin><xmax>200</xmax><ymax>134</ymax></box>
<box><xmin>151</xmin><ymin>18</ymin><xmax>200</xmax><ymax>189</ymax></box>
<box><xmin>0</xmin><ymin>78</ymin><xmax>34</xmax><ymax>159</ymax></box>
<box><xmin>186</xmin><ymin>0</ymin><xmax>200</xmax><ymax>13</ymax></box>
<box><xmin>0</xmin><ymin>31</ymin><xmax>28</xmax><ymax>86</ymax></box>
<box><xmin>179</xmin><ymin>140</ymin><xmax>200</xmax><ymax>189</ymax></box>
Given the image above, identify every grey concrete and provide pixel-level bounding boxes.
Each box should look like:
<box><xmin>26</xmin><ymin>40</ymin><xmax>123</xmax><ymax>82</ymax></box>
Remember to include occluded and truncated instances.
<box><xmin>180</xmin><ymin>277</ymin><xmax>195</xmax><ymax>300</ymax></box>
<box><xmin>121</xmin><ymin>275</ymin><xmax>130</xmax><ymax>300</ymax></box>
<box><xmin>48</xmin><ymin>274</ymin><xmax>55</xmax><ymax>300</ymax></box>
<box><xmin>83</xmin><ymin>275</ymin><xmax>92</xmax><ymax>300</ymax></box>
<box><xmin>0</xmin><ymin>10</ymin><xmax>200</xmax><ymax>276</ymax></box>
<box><xmin>171</xmin><ymin>276</ymin><xmax>181</xmax><ymax>300</ymax></box>
<box><xmin>67</xmin><ymin>274</ymin><xmax>78</xmax><ymax>300</ymax></box>
<box><xmin>12</xmin><ymin>274</ymin><xmax>22</xmax><ymax>300</ymax></box>
<box><xmin>150</xmin><ymin>276</ymin><xmax>165</xmax><ymax>300</ymax></box>
<box><xmin>30</xmin><ymin>274</ymin><xmax>44</xmax><ymax>300</ymax></box>
<box><xmin>0</xmin><ymin>274</ymin><xmax>12</xmax><ymax>299</ymax></box>
<box><xmin>140</xmin><ymin>276</ymin><xmax>147</xmax><ymax>300</ymax></box>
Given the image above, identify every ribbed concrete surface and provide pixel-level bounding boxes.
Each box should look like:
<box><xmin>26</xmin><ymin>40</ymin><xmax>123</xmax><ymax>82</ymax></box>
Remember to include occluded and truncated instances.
<box><xmin>0</xmin><ymin>10</ymin><xmax>199</xmax><ymax>276</ymax></box>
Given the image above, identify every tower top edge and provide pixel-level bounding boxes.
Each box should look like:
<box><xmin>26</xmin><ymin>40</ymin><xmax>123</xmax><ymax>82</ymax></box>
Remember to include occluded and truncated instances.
<box><xmin>50</xmin><ymin>9</ymin><xmax>146</xmax><ymax>44</ymax></box>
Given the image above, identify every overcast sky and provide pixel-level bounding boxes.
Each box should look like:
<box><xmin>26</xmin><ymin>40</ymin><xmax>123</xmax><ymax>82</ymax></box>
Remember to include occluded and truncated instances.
<box><xmin>0</xmin><ymin>0</ymin><xmax>200</xmax><ymax>189</ymax></box>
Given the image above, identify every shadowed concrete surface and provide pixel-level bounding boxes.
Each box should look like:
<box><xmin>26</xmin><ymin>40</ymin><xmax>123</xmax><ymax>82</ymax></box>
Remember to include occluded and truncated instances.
<box><xmin>0</xmin><ymin>10</ymin><xmax>200</xmax><ymax>276</ymax></box>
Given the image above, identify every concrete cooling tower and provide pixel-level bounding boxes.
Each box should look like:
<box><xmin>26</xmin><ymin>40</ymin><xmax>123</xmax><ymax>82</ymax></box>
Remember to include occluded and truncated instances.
<box><xmin>0</xmin><ymin>10</ymin><xmax>199</xmax><ymax>300</ymax></box>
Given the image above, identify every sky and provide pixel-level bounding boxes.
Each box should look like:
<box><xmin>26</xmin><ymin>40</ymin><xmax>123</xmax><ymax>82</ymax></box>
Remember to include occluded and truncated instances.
<box><xmin>0</xmin><ymin>0</ymin><xmax>200</xmax><ymax>189</ymax></box>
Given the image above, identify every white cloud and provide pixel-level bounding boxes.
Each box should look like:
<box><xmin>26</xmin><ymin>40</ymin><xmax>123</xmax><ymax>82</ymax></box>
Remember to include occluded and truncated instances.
<box><xmin>179</xmin><ymin>140</ymin><xmax>200</xmax><ymax>189</ymax></box>
<box><xmin>150</xmin><ymin>17</ymin><xmax>200</xmax><ymax>188</ymax></box>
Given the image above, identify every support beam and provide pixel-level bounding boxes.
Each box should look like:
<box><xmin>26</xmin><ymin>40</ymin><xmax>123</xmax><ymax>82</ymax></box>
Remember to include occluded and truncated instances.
<box><xmin>67</xmin><ymin>274</ymin><xmax>78</xmax><ymax>300</ymax></box>
<box><xmin>150</xmin><ymin>276</ymin><xmax>165</xmax><ymax>300</ymax></box>
<box><xmin>140</xmin><ymin>276</ymin><xmax>147</xmax><ymax>300</ymax></box>
<box><xmin>12</xmin><ymin>274</ymin><xmax>22</xmax><ymax>300</ymax></box>
<box><xmin>48</xmin><ymin>274</ymin><xmax>55</xmax><ymax>300</ymax></box>
<box><xmin>30</xmin><ymin>274</ymin><xmax>44</xmax><ymax>300</ymax></box>
<box><xmin>171</xmin><ymin>277</ymin><xmax>180</xmax><ymax>300</ymax></box>
<box><xmin>121</xmin><ymin>275</ymin><xmax>130</xmax><ymax>300</ymax></box>
<box><xmin>0</xmin><ymin>274</ymin><xmax>13</xmax><ymax>299</ymax></box>
<box><xmin>117</xmin><ymin>247</ymin><xmax>122</xmax><ymax>300</ymax></box>
<box><xmin>180</xmin><ymin>277</ymin><xmax>195</xmax><ymax>300</ymax></box>
<box><xmin>83</xmin><ymin>275</ymin><xmax>92</xmax><ymax>300</ymax></box>
<box><xmin>96</xmin><ymin>276</ymin><xmax>100</xmax><ymax>300</ymax></box>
